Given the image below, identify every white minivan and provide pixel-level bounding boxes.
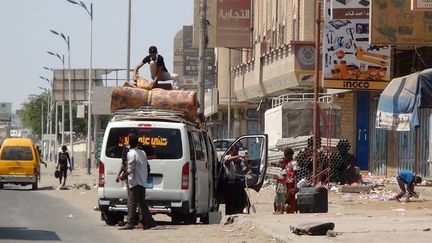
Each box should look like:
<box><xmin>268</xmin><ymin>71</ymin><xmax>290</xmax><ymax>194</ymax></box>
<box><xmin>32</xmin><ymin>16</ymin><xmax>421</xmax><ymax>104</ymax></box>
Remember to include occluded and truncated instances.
<box><xmin>98</xmin><ymin>109</ymin><xmax>268</xmax><ymax>225</ymax></box>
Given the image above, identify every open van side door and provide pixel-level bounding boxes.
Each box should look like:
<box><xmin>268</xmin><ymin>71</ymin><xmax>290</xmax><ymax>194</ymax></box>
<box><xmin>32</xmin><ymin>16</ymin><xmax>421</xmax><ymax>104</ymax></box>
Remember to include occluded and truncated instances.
<box><xmin>218</xmin><ymin>134</ymin><xmax>268</xmax><ymax>192</ymax></box>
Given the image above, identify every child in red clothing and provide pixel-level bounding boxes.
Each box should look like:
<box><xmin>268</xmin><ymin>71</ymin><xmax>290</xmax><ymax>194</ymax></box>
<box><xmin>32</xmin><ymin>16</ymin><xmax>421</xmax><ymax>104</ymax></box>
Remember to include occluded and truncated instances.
<box><xmin>273</xmin><ymin>147</ymin><xmax>295</xmax><ymax>214</ymax></box>
<box><xmin>285</xmin><ymin>161</ymin><xmax>297</xmax><ymax>213</ymax></box>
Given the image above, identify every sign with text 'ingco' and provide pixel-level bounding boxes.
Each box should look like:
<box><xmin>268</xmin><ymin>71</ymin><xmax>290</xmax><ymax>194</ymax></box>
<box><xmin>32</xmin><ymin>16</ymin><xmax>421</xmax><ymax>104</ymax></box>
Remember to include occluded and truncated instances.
<box><xmin>324</xmin><ymin>79</ymin><xmax>389</xmax><ymax>90</ymax></box>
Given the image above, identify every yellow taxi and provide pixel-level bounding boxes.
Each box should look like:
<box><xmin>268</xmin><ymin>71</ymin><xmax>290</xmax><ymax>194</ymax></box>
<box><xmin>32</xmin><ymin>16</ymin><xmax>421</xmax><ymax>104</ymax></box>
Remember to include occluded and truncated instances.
<box><xmin>0</xmin><ymin>138</ymin><xmax>40</xmax><ymax>190</ymax></box>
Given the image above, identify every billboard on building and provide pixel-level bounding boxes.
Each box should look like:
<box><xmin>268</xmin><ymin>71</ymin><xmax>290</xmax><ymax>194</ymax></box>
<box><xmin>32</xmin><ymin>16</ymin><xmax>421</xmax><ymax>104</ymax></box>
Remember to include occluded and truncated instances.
<box><xmin>193</xmin><ymin>0</ymin><xmax>251</xmax><ymax>48</ymax></box>
<box><xmin>370</xmin><ymin>0</ymin><xmax>432</xmax><ymax>45</ymax></box>
<box><xmin>182</xmin><ymin>26</ymin><xmax>215</xmax><ymax>88</ymax></box>
<box><xmin>0</xmin><ymin>103</ymin><xmax>12</xmax><ymax>121</ymax></box>
<box><xmin>411</xmin><ymin>0</ymin><xmax>432</xmax><ymax>11</ymax></box>
<box><xmin>215</xmin><ymin>0</ymin><xmax>251</xmax><ymax>48</ymax></box>
<box><xmin>323</xmin><ymin>0</ymin><xmax>391</xmax><ymax>90</ymax></box>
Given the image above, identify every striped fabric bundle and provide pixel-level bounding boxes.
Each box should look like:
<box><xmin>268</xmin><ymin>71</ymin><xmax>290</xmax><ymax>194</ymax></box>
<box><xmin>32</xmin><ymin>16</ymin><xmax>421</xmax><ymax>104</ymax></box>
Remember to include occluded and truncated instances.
<box><xmin>110</xmin><ymin>87</ymin><xmax>199</xmax><ymax>121</ymax></box>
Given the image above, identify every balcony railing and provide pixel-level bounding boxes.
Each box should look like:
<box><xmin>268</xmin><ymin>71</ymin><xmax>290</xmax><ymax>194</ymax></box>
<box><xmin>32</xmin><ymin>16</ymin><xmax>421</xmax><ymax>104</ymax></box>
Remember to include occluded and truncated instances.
<box><xmin>271</xmin><ymin>93</ymin><xmax>332</xmax><ymax>108</ymax></box>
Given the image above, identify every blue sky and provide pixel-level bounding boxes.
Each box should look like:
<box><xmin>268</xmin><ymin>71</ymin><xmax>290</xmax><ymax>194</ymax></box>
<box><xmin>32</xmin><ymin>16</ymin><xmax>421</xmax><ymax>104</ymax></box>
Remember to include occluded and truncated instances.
<box><xmin>0</xmin><ymin>0</ymin><xmax>193</xmax><ymax>111</ymax></box>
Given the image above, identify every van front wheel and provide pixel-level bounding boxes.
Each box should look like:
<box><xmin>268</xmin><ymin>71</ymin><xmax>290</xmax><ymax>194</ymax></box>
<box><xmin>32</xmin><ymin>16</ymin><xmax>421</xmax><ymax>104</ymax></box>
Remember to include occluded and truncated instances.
<box><xmin>0</xmin><ymin>183</ymin><xmax>3</xmax><ymax>189</ymax></box>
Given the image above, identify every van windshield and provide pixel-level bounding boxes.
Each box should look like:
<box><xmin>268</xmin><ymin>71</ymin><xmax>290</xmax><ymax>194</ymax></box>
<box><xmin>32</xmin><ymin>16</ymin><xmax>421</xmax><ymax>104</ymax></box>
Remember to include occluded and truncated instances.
<box><xmin>105</xmin><ymin>127</ymin><xmax>183</xmax><ymax>159</ymax></box>
<box><xmin>1</xmin><ymin>146</ymin><xmax>34</xmax><ymax>161</ymax></box>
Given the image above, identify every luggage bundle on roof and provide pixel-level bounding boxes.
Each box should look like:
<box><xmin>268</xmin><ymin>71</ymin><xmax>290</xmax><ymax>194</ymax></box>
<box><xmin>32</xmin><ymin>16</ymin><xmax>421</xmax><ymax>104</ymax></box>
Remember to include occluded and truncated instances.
<box><xmin>110</xmin><ymin>86</ymin><xmax>199</xmax><ymax>122</ymax></box>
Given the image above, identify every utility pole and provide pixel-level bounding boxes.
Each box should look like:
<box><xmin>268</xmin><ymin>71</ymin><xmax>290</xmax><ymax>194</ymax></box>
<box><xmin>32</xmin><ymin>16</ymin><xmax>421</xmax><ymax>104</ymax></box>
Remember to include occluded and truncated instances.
<box><xmin>126</xmin><ymin>0</ymin><xmax>132</xmax><ymax>82</ymax></box>
<box><xmin>312</xmin><ymin>0</ymin><xmax>322</xmax><ymax>184</ymax></box>
<box><xmin>198</xmin><ymin>0</ymin><xmax>207</xmax><ymax>114</ymax></box>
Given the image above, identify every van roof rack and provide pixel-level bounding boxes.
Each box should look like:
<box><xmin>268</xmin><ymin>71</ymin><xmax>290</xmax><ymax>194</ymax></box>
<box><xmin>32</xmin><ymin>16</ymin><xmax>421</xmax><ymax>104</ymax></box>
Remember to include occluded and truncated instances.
<box><xmin>111</xmin><ymin>106</ymin><xmax>196</xmax><ymax>125</ymax></box>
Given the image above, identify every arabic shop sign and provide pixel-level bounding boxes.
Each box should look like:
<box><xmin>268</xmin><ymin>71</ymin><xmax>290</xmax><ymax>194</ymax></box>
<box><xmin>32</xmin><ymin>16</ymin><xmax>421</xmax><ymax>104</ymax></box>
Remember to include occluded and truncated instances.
<box><xmin>216</xmin><ymin>0</ymin><xmax>251</xmax><ymax>48</ymax></box>
<box><xmin>332</xmin><ymin>8</ymin><xmax>369</xmax><ymax>19</ymax></box>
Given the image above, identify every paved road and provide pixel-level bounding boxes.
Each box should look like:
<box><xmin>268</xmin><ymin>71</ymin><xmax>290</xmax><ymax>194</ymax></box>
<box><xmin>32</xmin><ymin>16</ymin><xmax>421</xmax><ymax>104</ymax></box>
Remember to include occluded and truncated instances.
<box><xmin>0</xmin><ymin>166</ymin><xmax>274</xmax><ymax>243</ymax></box>
<box><xmin>0</xmin><ymin>184</ymin><xmax>124</xmax><ymax>243</ymax></box>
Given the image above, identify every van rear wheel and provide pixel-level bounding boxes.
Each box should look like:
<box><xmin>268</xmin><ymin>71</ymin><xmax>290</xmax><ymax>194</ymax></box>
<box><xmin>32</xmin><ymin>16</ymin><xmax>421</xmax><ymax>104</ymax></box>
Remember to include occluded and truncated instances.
<box><xmin>103</xmin><ymin>212</ymin><xmax>123</xmax><ymax>226</ymax></box>
<box><xmin>171</xmin><ymin>212</ymin><xmax>182</xmax><ymax>224</ymax></box>
<box><xmin>0</xmin><ymin>183</ymin><xmax>3</xmax><ymax>189</ymax></box>
<box><xmin>31</xmin><ymin>181</ymin><xmax>38</xmax><ymax>190</ymax></box>
<box><xmin>183</xmin><ymin>212</ymin><xmax>197</xmax><ymax>225</ymax></box>
<box><xmin>171</xmin><ymin>212</ymin><xmax>196</xmax><ymax>224</ymax></box>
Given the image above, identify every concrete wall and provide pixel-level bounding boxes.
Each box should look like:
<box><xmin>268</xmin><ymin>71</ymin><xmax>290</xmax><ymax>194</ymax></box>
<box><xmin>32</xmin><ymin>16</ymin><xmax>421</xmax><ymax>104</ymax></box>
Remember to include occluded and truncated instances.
<box><xmin>333</xmin><ymin>92</ymin><xmax>357</xmax><ymax>153</ymax></box>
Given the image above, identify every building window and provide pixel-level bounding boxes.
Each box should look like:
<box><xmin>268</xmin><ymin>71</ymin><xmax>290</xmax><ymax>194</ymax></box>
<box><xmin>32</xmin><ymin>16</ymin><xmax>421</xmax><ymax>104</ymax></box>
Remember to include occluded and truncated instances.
<box><xmin>246</xmin><ymin>109</ymin><xmax>259</xmax><ymax>119</ymax></box>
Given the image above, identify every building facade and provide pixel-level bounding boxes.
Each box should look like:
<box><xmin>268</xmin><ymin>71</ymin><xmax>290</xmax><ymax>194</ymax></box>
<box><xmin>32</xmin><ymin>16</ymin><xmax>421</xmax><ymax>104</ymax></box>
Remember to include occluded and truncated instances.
<box><xmin>190</xmin><ymin>0</ymin><xmax>432</xmax><ymax>178</ymax></box>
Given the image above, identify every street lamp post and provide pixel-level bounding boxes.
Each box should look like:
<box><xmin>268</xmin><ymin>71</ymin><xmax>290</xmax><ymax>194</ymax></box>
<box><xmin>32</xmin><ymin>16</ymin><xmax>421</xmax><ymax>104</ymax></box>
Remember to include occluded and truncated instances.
<box><xmin>40</xmin><ymin>77</ymin><xmax>57</xmax><ymax>162</ymax></box>
<box><xmin>127</xmin><ymin>0</ymin><xmax>131</xmax><ymax>82</ymax></box>
<box><xmin>38</xmin><ymin>87</ymin><xmax>47</xmax><ymax>160</ymax></box>
<box><xmin>67</xmin><ymin>0</ymin><xmax>93</xmax><ymax>175</ymax></box>
<box><xmin>44</xmin><ymin>66</ymin><xmax>65</xmax><ymax>146</ymax></box>
<box><xmin>49</xmin><ymin>31</ymin><xmax>74</xmax><ymax>170</ymax></box>
<box><xmin>39</xmin><ymin>83</ymin><xmax>53</xmax><ymax>162</ymax></box>
<box><xmin>40</xmin><ymin>94</ymin><xmax>44</xmax><ymax>144</ymax></box>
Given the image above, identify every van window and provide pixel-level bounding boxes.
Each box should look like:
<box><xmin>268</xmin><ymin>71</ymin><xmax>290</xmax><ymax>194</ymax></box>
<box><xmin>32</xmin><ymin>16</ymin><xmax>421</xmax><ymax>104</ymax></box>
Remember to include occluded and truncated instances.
<box><xmin>105</xmin><ymin>127</ymin><xmax>183</xmax><ymax>159</ymax></box>
<box><xmin>188</xmin><ymin>132</ymin><xmax>195</xmax><ymax>161</ymax></box>
<box><xmin>1</xmin><ymin>146</ymin><xmax>34</xmax><ymax>161</ymax></box>
<box><xmin>192</xmin><ymin>132</ymin><xmax>206</xmax><ymax>161</ymax></box>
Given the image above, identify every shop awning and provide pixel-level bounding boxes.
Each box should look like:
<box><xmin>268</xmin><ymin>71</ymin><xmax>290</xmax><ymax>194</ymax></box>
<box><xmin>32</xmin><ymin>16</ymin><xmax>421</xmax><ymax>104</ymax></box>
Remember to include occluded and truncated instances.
<box><xmin>376</xmin><ymin>69</ymin><xmax>432</xmax><ymax>131</ymax></box>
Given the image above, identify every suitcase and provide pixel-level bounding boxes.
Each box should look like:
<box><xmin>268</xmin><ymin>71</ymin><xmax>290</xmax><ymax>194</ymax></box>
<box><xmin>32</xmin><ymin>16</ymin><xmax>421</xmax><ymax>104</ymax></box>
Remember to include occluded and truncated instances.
<box><xmin>297</xmin><ymin>187</ymin><xmax>328</xmax><ymax>213</ymax></box>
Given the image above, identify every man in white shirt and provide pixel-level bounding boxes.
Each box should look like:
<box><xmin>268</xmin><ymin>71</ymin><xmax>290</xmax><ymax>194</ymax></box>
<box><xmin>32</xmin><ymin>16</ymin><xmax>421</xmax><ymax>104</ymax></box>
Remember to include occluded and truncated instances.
<box><xmin>119</xmin><ymin>134</ymin><xmax>156</xmax><ymax>230</ymax></box>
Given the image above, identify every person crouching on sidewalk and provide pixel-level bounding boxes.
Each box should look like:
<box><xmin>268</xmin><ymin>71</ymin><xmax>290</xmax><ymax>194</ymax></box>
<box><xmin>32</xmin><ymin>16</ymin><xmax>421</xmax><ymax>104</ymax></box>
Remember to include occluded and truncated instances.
<box><xmin>394</xmin><ymin>170</ymin><xmax>422</xmax><ymax>202</ymax></box>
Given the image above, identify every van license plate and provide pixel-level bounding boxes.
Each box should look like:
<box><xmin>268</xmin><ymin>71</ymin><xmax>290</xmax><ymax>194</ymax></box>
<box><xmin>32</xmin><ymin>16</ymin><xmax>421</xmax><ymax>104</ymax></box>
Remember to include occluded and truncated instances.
<box><xmin>146</xmin><ymin>177</ymin><xmax>153</xmax><ymax>189</ymax></box>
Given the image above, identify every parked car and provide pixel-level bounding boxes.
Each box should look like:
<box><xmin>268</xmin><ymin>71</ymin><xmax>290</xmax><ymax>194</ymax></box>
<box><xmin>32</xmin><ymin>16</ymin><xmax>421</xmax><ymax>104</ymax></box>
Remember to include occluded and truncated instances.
<box><xmin>0</xmin><ymin>138</ymin><xmax>41</xmax><ymax>190</ymax></box>
<box><xmin>98</xmin><ymin>109</ymin><xmax>268</xmax><ymax>225</ymax></box>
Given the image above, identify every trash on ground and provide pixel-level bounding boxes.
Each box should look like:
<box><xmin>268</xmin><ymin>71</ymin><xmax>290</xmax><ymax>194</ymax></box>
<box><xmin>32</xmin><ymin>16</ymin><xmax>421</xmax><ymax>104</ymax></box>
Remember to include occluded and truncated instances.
<box><xmin>342</xmin><ymin>193</ymin><xmax>353</xmax><ymax>202</ymax></box>
<box><xmin>326</xmin><ymin>230</ymin><xmax>337</xmax><ymax>237</ymax></box>
<box><xmin>224</xmin><ymin>215</ymin><xmax>238</xmax><ymax>225</ymax></box>
<box><xmin>290</xmin><ymin>222</ymin><xmax>335</xmax><ymax>236</ymax></box>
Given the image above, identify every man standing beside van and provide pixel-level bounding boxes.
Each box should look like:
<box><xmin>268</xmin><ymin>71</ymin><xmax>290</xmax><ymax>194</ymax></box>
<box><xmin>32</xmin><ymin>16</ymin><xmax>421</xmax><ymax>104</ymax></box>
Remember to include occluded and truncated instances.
<box><xmin>119</xmin><ymin>134</ymin><xmax>156</xmax><ymax>230</ymax></box>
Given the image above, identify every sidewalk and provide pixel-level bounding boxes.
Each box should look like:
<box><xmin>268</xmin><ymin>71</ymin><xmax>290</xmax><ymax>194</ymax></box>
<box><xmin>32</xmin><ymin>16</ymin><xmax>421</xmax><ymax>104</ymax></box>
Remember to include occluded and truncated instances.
<box><xmin>232</xmin><ymin>185</ymin><xmax>432</xmax><ymax>243</ymax></box>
